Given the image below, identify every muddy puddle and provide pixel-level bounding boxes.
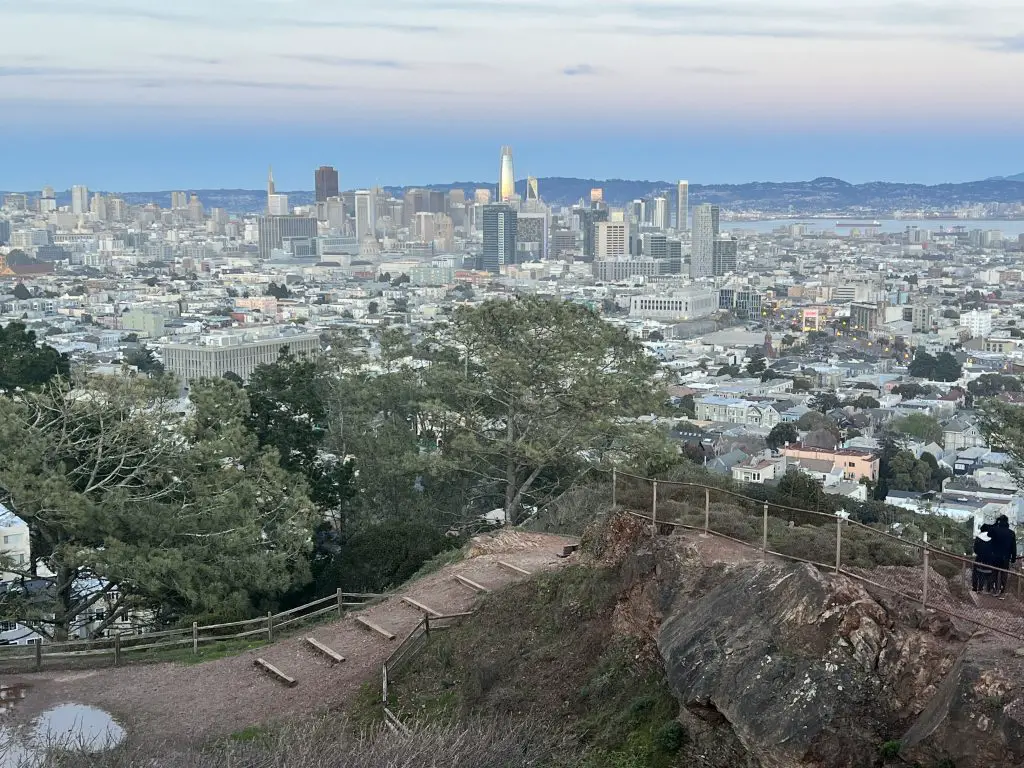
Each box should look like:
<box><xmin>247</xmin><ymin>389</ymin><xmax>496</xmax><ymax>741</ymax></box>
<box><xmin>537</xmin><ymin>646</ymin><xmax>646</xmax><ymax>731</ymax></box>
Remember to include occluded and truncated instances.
<box><xmin>1</xmin><ymin>684</ymin><xmax>125</xmax><ymax>766</ymax></box>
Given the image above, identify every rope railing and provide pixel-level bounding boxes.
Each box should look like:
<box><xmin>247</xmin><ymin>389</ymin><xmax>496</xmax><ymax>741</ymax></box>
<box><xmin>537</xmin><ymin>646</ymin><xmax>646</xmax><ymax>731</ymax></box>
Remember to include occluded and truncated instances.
<box><xmin>609</xmin><ymin>467</ymin><xmax>1024</xmax><ymax>642</ymax></box>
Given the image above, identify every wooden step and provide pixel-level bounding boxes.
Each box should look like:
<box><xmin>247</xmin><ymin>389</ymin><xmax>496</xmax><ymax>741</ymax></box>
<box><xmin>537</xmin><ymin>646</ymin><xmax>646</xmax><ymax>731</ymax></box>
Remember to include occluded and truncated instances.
<box><xmin>355</xmin><ymin>616</ymin><xmax>396</xmax><ymax>640</ymax></box>
<box><xmin>400</xmin><ymin>596</ymin><xmax>443</xmax><ymax>617</ymax></box>
<box><xmin>454</xmin><ymin>574</ymin><xmax>491</xmax><ymax>593</ymax></box>
<box><xmin>254</xmin><ymin>658</ymin><xmax>297</xmax><ymax>687</ymax></box>
<box><xmin>557</xmin><ymin>543</ymin><xmax>579</xmax><ymax>559</ymax></box>
<box><xmin>497</xmin><ymin>560</ymin><xmax>532</xmax><ymax>576</ymax></box>
<box><xmin>305</xmin><ymin>637</ymin><xmax>345</xmax><ymax>664</ymax></box>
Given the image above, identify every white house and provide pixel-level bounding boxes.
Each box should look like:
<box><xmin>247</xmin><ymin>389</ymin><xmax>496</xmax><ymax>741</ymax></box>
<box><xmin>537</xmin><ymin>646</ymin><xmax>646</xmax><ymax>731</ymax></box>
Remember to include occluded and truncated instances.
<box><xmin>0</xmin><ymin>505</ymin><xmax>30</xmax><ymax>582</ymax></box>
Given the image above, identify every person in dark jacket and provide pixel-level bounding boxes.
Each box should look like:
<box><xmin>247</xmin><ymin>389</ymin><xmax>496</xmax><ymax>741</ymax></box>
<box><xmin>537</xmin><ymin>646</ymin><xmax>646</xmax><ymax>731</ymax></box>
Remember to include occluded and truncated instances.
<box><xmin>973</xmin><ymin>525</ymin><xmax>996</xmax><ymax>594</ymax></box>
<box><xmin>990</xmin><ymin>515</ymin><xmax>1018</xmax><ymax>597</ymax></box>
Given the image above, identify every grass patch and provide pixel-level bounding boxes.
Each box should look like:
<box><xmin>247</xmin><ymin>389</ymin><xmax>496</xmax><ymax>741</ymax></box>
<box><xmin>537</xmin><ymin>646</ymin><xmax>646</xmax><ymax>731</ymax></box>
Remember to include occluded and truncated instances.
<box><xmin>408</xmin><ymin>546</ymin><xmax>465</xmax><ymax>581</ymax></box>
<box><xmin>384</xmin><ymin>564</ymin><xmax>687</xmax><ymax>767</ymax></box>
<box><xmin>229</xmin><ymin>725</ymin><xmax>271</xmax><ymax>742</ymax></box>
<box><xmin>126</xmin><ymin>638</ymin><xmax>268</xmax><ymax>666</ymax></box>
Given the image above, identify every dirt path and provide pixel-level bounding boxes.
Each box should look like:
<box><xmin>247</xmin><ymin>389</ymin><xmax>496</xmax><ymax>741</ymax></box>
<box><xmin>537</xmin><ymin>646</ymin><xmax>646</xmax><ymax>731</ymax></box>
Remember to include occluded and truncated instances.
<box><xmin>0</xmin><ymin>532</ymin><xmax>579</xmax><ymax>746</ymax></box>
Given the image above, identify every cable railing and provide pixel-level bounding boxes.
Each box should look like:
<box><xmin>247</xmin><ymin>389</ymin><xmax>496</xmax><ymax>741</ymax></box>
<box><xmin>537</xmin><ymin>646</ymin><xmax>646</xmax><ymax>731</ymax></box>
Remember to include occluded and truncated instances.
<box><xmin>0</xmin><ymin>590</ymin><xmax>384</xmax><ymax>672</ymax></box>
<box><xmin>609</xmin><ymin>467</ymin><xmax>1024</xmax><ymax>642</ymax></box>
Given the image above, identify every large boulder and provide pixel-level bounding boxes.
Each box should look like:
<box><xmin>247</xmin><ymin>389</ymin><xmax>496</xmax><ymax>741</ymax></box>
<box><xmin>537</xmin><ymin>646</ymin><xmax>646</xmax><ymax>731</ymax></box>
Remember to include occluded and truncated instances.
<box><xmin>658</xmin><ymin>560</ymin><xmax>1024</xmax><ymax>768</ymax></box>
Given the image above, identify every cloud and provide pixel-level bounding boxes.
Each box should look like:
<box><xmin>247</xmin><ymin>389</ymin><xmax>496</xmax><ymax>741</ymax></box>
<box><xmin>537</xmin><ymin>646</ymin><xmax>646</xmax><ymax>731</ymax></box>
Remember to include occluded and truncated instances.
<box><xmin>0</xmin><ymin>65</ymin><xmax>109</xmax><ymax>77</ymax></box>
<box><xmin>672</xmin><ymin>65</ymin><xmax>749</xmax><ymax>76</ymax></box>
<box><xmin>563</xmin><ymin>64</ymin><xmax>601</xmax><ymax>76</ymax></box>
<box><xmin>280</xmin><ymin>55</ymin><xmax>413</xmax><ymax>70</ymax></box>
<box><xmin>982</xmin><ymin>35</ymin><xmax>1024</xmax><ymax>52</ymax></box>
<box><xmin>156</xmin><ymin>54</ymin><xmax>223</xmax><ymax>66</ymax></box>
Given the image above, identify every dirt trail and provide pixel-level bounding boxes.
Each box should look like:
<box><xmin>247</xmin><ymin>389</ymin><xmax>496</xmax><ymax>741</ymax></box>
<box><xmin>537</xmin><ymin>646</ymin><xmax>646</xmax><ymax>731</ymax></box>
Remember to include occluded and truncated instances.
<box><xmin>0</xmin><ymin>532</ymin><xmax>579</xmax><ymax>746</ymax></box>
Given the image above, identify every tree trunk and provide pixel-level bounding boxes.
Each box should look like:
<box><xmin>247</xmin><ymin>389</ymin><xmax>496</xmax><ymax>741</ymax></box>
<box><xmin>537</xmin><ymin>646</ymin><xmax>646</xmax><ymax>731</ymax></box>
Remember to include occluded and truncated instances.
<box><xmin>54</xmin><ymin>565</ymin><xmax>75</xmax><ymax>642</ymax></box>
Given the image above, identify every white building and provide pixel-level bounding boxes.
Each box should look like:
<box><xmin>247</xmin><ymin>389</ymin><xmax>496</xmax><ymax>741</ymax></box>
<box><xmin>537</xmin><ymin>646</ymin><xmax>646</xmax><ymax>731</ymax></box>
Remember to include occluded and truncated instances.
<box><xmin>268</xmin><ymin>194</ymin><xmax>290</xmax><ymax>216</ymax></box>
<box><xmin>0</xmin><ymin>505</ymin><xmax>30</xmax><ymax>582</ymax></box>
<box><xmin>595</xmin><ymin>221</ymin><xmax>628</xmax><ymax>260</ymax></box>
<box><xmin>960</xmin><ymin>309</ymin><xmax>994</xmax><ymax>339</ymax></box>
<box><xmin>163</xmin><ymin>331</ymin><xmax>321</xmax><ymax>384</ymax></box>
<box><xmin>629</xmin><ymin>288</ymin><xmax>718</xmax><ymax>320</ymax></box>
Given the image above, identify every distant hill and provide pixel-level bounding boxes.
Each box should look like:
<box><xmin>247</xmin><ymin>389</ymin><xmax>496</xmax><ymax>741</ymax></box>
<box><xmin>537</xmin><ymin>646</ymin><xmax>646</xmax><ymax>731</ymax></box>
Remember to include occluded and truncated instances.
<box><xmin>988</xmin><ymin>172</ymin><xmax>1024</xmax><ymax>183</ymax></box>
<box><xmin>6</xmin><ymin>176</ymin><xmax>1024</xmax><ymax>214</ymax></box>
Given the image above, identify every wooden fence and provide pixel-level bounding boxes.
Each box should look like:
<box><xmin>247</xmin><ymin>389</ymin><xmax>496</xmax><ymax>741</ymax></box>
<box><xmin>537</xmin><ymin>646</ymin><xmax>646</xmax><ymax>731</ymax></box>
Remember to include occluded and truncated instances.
<box><xmin>0</xmin><ymin>590</ymin><xmax>383</xmax><ymax>672</ymax></box>
<box><xmin>612</xmin><ymin>468</ymin><xmax>1024</xmax><ymax>642</ymax></box>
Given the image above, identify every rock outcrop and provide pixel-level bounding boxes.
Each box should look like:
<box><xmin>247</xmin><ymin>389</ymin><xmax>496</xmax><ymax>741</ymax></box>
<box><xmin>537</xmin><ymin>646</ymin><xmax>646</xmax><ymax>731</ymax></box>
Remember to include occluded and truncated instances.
<box><xmin>658</xmin><ymin>559</ymin><xmax>1024</xmax><ymax>768</ymax></box>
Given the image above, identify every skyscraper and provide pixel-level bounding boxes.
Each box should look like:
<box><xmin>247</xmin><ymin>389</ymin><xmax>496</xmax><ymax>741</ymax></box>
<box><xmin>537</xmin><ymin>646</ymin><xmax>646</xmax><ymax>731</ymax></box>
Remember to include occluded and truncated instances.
<box><xmin>170</xmin><ymin>191</ymin><xmax>188</xmax><ymax>210</ymax></box>
<box><xmin>71</xmin><ymin>185</ymin><xmax>89</xmax><ymax>215</ymax></box>
<box><xmin>315</xmin><ymin>166</ymin><xmax>339</xmax><ymax>202</ymax></box>
<box><xmin>526</xmin><ymin>176</ymin><xmax>539</xmax><ymax>202</ymax></box>
<box><xmin>712</xmin><ymin>237</ymin><xmax>738</xmax><ymax>276</ymax></box>
<box><xmin>595</xmin><ymin>220</ymin><xmax>628</xmax><ymax>260</ymax></box>
<box><xmin>268</xmin><ymin>194</ymin><xmax>290</xmax><ymax>216</ymax></box>
<box><xmin>354</xmin><ymin>190</ymin><xmax>376</xmax><ymax>242</ymax></box>
<box><xmin>676</xmin><ymin>180</ymin><xmax>689</xmax><ymax>232</ymax></box>
<box><xmin>258</xmin><ymin>215</ymin><xmax>318</xmax><ymax>259</ymax></box>
<box><xmin>482</xmin><ymin>204</ymin><xmax>517</xmax><ymax>273</ymax></box>
<box><xmin>267</xmin><ymin>166</ymin><xmax>275</xmax><ymax>213</ymax></box>
<box><xmin>498</xmin><ymin>146</ymin><xmax>515</xmax><ymax>202</ymax></box>
<box><xmin>691</xmin><ymin>204</ymin><xmax>720</xmax><ymax>278</ymax></box>
<box><xmin>652</xmin><ymin>196</ymin><xmax>669</xmax><ymax>230</ymax></box>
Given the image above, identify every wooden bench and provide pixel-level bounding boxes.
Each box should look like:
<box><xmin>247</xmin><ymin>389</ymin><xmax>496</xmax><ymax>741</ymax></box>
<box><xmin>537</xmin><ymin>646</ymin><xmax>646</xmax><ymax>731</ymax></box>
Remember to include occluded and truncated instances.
<box><xmin>305</xmin><ymin>637</ymin><xmax>345</xmax><ymax>663</ymax></box>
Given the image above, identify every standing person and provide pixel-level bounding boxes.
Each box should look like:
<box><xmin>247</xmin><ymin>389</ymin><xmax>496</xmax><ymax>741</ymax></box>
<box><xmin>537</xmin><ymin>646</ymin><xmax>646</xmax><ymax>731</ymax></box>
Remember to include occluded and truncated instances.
<box><xmin>973</xmin><ymin>525</ymin><xmax>996</xmax><ymax>594</ymax></box>
<box><xmin>990</xmin><ymin>515</ymin><xmax>1018</xmax><ymax>598</ymax></box>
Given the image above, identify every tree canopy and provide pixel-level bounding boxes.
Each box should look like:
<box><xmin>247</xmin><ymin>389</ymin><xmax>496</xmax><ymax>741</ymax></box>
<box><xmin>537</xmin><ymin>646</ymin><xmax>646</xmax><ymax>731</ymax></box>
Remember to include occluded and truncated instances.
<box><xmin>0</xmin><ymin>321</ymin><xmax>71</xmax><ymax>393</ymax></box>
<box><xmin>891</xmin><ymin>413</ymin><xmax>942</xmax><ymax>445</ymax></box>
<box><xmin>766</xmin><ymin>422</ymin><xmax>798</xmax><ymax>450</ymax></box>
<box><xmin>423</xmin><ymin>297</ymin><xmax>662</xmax><ymax>523</ymax></box>
<box><xmin>908</xmin><ymin>350</ymin><xmax>962</xmax><ymax>382</ymax></box>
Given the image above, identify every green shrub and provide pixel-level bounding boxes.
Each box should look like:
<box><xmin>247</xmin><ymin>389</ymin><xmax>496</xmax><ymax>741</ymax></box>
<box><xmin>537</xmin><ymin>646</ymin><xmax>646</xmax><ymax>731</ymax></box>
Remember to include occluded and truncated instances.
<box><xmin>879</xmin><ymin>739</ymin><xmax>902</xmax><ymax>758</ymax></box>
<box><xmin>653</xmin><ymin>720</ymin><xmax>687</xmax><ymax>753</ymax></box>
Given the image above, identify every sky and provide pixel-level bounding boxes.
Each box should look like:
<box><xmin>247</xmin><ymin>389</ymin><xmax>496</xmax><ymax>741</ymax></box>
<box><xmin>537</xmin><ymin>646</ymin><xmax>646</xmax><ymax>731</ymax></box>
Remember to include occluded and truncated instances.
<box><xmin>2</xmin><ymin>0</ymin><xmax>1024</xmax><ymax>190</ymax></box>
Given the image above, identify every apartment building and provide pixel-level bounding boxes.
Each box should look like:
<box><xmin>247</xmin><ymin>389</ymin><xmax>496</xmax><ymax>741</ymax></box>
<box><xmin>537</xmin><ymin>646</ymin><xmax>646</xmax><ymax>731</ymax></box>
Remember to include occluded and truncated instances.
<box><xmin>163</xmin><ymin>332</ymin><xmax>320</xmax><ymax>384</ymax></box>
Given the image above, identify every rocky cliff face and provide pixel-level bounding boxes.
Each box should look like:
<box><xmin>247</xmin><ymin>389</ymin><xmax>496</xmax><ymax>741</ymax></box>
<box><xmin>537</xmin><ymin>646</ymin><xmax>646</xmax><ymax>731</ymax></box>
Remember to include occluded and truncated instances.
<box><xmin>653</xmin><ymin>553</ymin><xmax>1024</xmax><ymax>768</ymax></box>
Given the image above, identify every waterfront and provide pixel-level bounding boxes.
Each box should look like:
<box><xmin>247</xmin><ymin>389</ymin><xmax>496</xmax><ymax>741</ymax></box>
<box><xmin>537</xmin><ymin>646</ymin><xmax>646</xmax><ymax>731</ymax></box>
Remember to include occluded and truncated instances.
<box><xmin>727</xmin><ymin>218</ymin><xmax>1024</xmax><ymax>237</ymax></box>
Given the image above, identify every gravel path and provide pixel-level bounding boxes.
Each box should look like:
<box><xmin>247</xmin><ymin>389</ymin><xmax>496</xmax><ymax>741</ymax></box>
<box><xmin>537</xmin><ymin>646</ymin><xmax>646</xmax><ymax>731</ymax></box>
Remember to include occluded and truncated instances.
<box><xmin>0</xmin><ymin>532</ymin><xmax>578</xmax><ymax>747</ymax></box>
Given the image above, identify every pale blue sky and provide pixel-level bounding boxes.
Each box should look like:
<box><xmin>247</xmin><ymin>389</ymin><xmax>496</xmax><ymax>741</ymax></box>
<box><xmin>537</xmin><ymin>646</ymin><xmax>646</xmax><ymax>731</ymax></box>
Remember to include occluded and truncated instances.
<box><xmin>2</xmin><ymin>0</ymin><xmax>1023</xmax><ymax>189</ymax></box>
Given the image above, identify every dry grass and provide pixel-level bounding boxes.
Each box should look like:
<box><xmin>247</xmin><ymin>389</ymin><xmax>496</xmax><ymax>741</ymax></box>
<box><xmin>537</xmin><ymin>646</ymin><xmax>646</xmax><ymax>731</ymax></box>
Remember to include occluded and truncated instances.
<box><xmin>5</xmin><ymin>718</ymin><xmax>573</xmax><ymax>768</ymax></box>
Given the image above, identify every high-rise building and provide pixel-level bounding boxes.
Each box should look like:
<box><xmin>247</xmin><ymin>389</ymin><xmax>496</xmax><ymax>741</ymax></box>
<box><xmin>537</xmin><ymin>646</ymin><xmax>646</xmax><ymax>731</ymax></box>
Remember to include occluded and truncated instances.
<box><xmin>676</xmin><ymin>180</ymin><xmax>689</xmax><ymax>232</ymax></box>
<box><xmin>315</xmin><ymin>166</ymin><xmax>339</xmax><ymax>202</ymax></box>
<box><xmin>268</xmin><ymin>194</ymin><xmax>290</xmax><ymax>216</ymax></box>
<box><xmin>498</xmin><ymin>146</ymin><xmax>515</xmax><ymax>202</ymax></box>
<box><xmin>516</xmin><ymin>212</ymin><xmax>549</xmax><ymax>261</ymax></box>
<box><xmin>0</xmin><ymin>220</ymin><xmax>10</xmax><ymax>245</ymax></box>
<box><xmin>590</xmin><ymin>189</ymin><xmax>604</xmax><ymax>204</ymax></box>
<box><xmin>257</xmin><ymin>215</ymin><xmax>318</xmax><ymax>259</ymax></box>
<box><xmin>321</xmin><ymin>196</ymin><xmax>345</xmax><ymax>229</ymax></box>
<box><xmin>526</xmin><ymin>176</ymin><xmax>539</xmax><ymax>202</ymax></box>
<box><xmin>187</xmin><ymin>194</ymin><xmax>205</xmax><ymax>223</ymax></box>
<box><xmin>482</xmin><ymin>204</ymin><xmax>517</xmax><ymax>273</ymax></box>
<box><xmin>595</xmin><ymin>220</ymin><xmax>628</xmax><ymax>260</ymax></box>
<box><xmin>90</xmin><ymin>193</ymin><xmax>108</xmax><ymax>221</ymax></box>
<box><xmin>108</xmin><ymin>197</ymin><xmax>127</xmax><ymax>222</ymax></box>
<box><xmin>266</xmin><ymin>166</ymin><xmax>276</xmax><ymax>213</ymax></box>
<box><xmin>579</xmin><ymin>206</ymin><xmax>609</xmax><ymax>261</ymax></box>
<box><xmin>170</xmin><ymin>191</ymin><xmax>188</xmax><ymax>210</ymax></box>
<box><xmin>354</xmin><ymin>190</ymin><xmax>376</xmax><ymax>242</ymax></box>
<box><xmin>38</xmin><ymin>186</ymin><xmax>56</xmax><ymax>213</ymax></box>
<box><xmin>71</xmin><ymin>185</ymin><xmax>89</xmax><ymax>215</ymax></box>
<box><xmin>712</xmin><ymin>237</ymin><xmax>738</xmax><ymax>276</ymax></box>
<box><xmin>474</xmin><ymin>189</ymin><xmax>492</xmax><ymax>205</ymax></box>
<box><xmin>652</xmin><ymin>196</ymin><xmax>669</xmax><ymax>230</ymax></box>
<box><xmin>691</xmin><ymin>204</ymin><xmax>720</xmax><ymax>278</ymax></box>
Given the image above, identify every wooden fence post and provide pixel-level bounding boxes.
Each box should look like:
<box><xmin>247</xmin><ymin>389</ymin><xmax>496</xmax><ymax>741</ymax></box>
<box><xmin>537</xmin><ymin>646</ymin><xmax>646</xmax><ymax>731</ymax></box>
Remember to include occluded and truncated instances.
<box><xmin>835</xmin><ymin>516</ymin><xmax>842</xmax><ymax>573</ymax></box>
<box><xmin>922</xmin><ymin>532</ymin><xmax>930</xmax><ymax>608</ymax></box>
<box><xmin>611</xmin><ymin>467</ymin><xmax>617</xmax><ymax>509</ymax></box>
<box><xmin>424</xmin><ymin>613</ymin><xmax>430</xmax><ymax>637</ymax></box>
<box><xmin>114</xmin><ymin>633</ymin><xmax>121</xmax><ymax>667</ymax></box>
<box><xmin>651</xmin><ymin>480</ymin><xmax>658</xmax><ymax>536</ymax></box>
<box><xmin>337</xmin><ymin>587</ymin><xmax>344</xmax><ymax>618</ymax></box>
<box><xmin>382</xmin><ymin>663</ymin><xmax>389</xmax><ymax>705</ymax></box>
<box><xmin>267</xmin><ymin>611</ymin><xmax>274</xmax><ymax>642</ymax></box>
<box><xmin>192</xmin><ymin>622</ymin><xmax>199</xmax><ymax>655</ymax></box>
<box><xmin>762</xmin><ymin>503</ymin><xmax>769</xmax><ymax>558</ymax></box>
<box><xmin>703</xmin><ymin>487</ymin><xmax>710</xmax><ymax>536</ymax></box>
<box><xmin>34</xmin><ymin>639</ymin><xmax>42</xmax><ymax>672</ymax></box>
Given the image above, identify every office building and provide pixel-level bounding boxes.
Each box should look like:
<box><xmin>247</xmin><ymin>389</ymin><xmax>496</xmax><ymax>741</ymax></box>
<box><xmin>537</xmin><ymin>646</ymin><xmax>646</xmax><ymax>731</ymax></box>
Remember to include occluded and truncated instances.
<box><xmin>629</xmin><ymin>289</ymin><xmax>718</xmax><ymax>320</ymax></box>
<box><xmin>579</xmin><ymin>206</ymin><xmax>609</xmax><ymax>261</ymax></box>
<box><xmin>321</xmin><ymin>196</ymin><xmax>345</xmax><ymax>229</ymax></box>
<box><xmin>676</xmin><ymin>180</ymin><xmax>689</xmax><ymax>231</ymax></box>
<box><xmin>108</xmin><ymin>197</ymin><xmax>127</xmax><ymax>222</ymax></box>
<box><xmin>39</xmin><ymin>187</ymin><xmax>56</xmax><ymax>213</ymax></box>
<box><xmin>516</xmin><ymin>212</ymin><xmax>548</xmax><ymax>261</ymax></box>
<box><xmin>0</xmin><ymin>220</ymin><xmax>10</xmax><ymax>245</ymax></box>
<box><xmin>164</xmin><ymin>333</ymin><xmax>321</xmax><ymax>385</ymax></box>
<box><xmin>71</xmin><ymin>185</ymin><xmax>89</xmax><ymax>215</ymax></box>
<box><xmin>90</xmin><ymin>193</ymin><xmax>108</xmax><ymax>221</ymax></box>
<box><xmin>590</xmin><ymin>188</ymin><xmax>603</xmax><ymax>203</ymax></box>
<box><xmin>170</xmin><ymin>191</ymin><xmax>188</xmax><ymax>210</ymax></box>
<box><xmin>354</xmin><ymin>190</ymin><xmax>376</xmax><ymax>242</ymax></box>
<box><xmin>474</xmin><ymin>189</ymin><xmax>492</xmax><ymax>205</ymax></box>
<box><xmin>713</xmin><ymin>237</ymin><xmax>738</xmax><ymax>276</ymax></box>
<box><xmin>595</xmin><ymin>221</ymin><xmax>628</xmax><ymax>260</ymax></box>
<box><xmin>691</xmin><ymin>204</ymin><xmax>720</xmax><ymax>278</ymax></box>
<box><xmin>257</xmin><ymin>215</ymin><xmax>318</xmax><ymax>259</ymax></box>
<box><xmin>187</xmin><ymin>194</ymin><xmax>205</xmax><ymax>223</ymax></box>
<box><xmin>498</xmin><ymin>146</ymin><xmax>515</xmax><ymax>202</ymax></box>
<box><xmin>315</xmin><ymin>166</ymin><xmax>339</xmax><ymax>202</ymax></box>
<box><xmin>268</xmin><ymin>194</ymin><xmax>290</xmax><ymax>216</ymax></box>
<box><xmin>482</xmin><ymin>204</ymin><xmax>517</xmax><ymax>273</ymax></box>
<box><xmin>652</xmin><ymin>196</ymin><xmax>669</xmax><ymax>230</ymax></box>
<box><xmin>526</xmin><ymin>176</ymin><xmax>539</xmax><ymax>202</ymax></box>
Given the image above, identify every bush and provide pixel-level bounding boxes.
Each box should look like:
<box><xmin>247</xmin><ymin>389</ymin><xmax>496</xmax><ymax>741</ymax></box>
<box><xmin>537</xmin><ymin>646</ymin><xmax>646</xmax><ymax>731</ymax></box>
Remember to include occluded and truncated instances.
<box><xmin>653</xmin><ymin>720</ymin><xmax>687</xmax><ymax>754</ymax></box>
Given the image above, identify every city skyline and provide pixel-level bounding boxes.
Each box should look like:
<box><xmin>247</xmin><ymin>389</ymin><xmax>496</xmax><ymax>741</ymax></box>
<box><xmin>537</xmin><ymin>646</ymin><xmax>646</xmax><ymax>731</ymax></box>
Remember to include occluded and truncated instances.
<box><xmin>2</xmin><ymin>1</ymin><xmax>1024</xmax><ymax>188</ymax></box>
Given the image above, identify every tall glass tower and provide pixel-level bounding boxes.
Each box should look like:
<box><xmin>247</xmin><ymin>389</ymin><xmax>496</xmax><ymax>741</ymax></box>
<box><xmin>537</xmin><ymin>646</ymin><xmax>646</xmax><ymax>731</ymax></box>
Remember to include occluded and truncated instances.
<box><xmin>498</xmin><ymin>146</ymin><xmax>515</xmax><ymax>202</ymax></box>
